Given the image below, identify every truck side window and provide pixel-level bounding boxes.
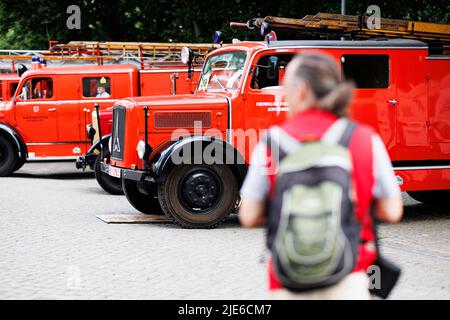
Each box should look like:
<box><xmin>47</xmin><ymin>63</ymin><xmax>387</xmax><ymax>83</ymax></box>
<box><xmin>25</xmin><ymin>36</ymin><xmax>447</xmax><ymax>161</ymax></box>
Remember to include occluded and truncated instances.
<box><xmin>10</xmin><ymin>82</ymin><xmax>18</xmax><ymax>98</ymax></box>
<box><xmin>251</xmin><ymin>54</ymin><xmax>293</xmax><ymax>89</ymax></box>
<box><xmin>341</xmin><ymin>55</ymin><xmax>389</xmax><ymax>88</ymax></box>
<box><xmin>18</xmin><ymin>78</ymin><xmax>53</xmax><ymax>100</ymax></box>
<box><xmin>83</xmin><ymin>77</ymin><xmax>111</xmax><ymax>98</ymax></box>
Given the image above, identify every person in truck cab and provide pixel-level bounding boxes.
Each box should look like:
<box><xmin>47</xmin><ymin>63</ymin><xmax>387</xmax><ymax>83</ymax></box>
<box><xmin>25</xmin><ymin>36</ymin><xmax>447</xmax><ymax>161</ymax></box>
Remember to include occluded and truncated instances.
<box><xmin>18</xmin><ymin>82</ymin><xmax>31</xmax><ymax>100</ymax></box>
<box><xmin>239</xmin><ymin>52</ymin><xmax>403</xmax><ymax>299</ymax></box>
<box><xmin>96</xmin><ymin>85</ymin><xmax>110</xmax><ymax>98</ymax></box>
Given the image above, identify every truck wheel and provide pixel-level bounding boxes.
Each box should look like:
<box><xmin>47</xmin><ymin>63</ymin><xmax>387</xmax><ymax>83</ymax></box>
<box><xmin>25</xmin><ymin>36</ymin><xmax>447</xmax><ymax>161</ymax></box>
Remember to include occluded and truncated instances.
<box><xmin>0</xmin><ymin>136</ymin><xmax>18</xmax><ymax>177</ymax></box>
<box><xmin>13</xmin><ymin>158</ymin><xmax>25</xmax><ymax>172</ymax></box>
<box><xmin>408</xmin><ymin>190</ymin><xmax>450</xmax><ymax>205</ymax></box>
<box><xmin>94</xmin><ymin>155</ymin><xmax>123</xmax><ymax>195</ymax></box>
<box><xmin>158</xmin><ymin>164</ymin><xmax>238</xmax><ymax>228</ymax></box>
<box><xmin>122</xmin><ymin>178</ymin><xmax>163</xmax><ymax>215</ymax></box>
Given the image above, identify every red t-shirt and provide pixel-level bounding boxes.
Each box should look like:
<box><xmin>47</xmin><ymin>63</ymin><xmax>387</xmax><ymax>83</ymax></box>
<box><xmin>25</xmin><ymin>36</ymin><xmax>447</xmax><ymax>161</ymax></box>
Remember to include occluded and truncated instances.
<box><xmin>265</xmin><ymin>109</ymin><xmax>377</xmax><ymax>290</ymax></box>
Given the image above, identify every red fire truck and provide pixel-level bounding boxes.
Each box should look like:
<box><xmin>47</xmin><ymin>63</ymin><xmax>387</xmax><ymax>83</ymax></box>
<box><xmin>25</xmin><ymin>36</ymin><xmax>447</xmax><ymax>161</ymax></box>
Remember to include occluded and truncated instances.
<box><xmin>103</xmin><ymin>14</ymin><xmax>450</xmax><ymax>228</ymax></box>
<box><xmin>0</xmin><ymin>42</ymin><xmax>214</xmax><ymax>180</ymax></box>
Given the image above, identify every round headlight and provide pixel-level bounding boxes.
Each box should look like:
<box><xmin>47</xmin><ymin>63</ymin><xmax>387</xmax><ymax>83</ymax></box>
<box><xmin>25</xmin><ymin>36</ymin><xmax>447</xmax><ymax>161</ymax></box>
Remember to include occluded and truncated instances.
<box><xmin>181</xmin><ymin>46</ymin><xmax>193</xmax><ymax>65</ymax></box>
<box><xmin>136</xmin><ymin>140</ymin><xmax>146</xmax><ymax>159</ymax></box>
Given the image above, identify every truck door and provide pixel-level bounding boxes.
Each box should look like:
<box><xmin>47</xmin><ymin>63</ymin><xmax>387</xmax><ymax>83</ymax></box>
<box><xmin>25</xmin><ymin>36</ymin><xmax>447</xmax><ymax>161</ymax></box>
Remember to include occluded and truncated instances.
<box><xmin>15</xmin><ymin>77</ymin><xmax>58</xmax><ymax>143</ymax></box>
<box><xmin>242</xmin><ymin>53</ymin><xmax>292</xmax><ymax>159</ymax></box>
<box><xmin>426</xmin><ymin>57</ymin><xmax>450</xmax><ymax>143</ymax></box>
<box><xmin>341</xmin><ymin>53</ymin><xmax>397</xmax><ymax>156</ymax></box>
<box><xmin>56</xmin><ymin>74</ymin><xmax>82</xmax><ymax>146</ymax></box>
<box><xmin>394</xmin><ymin>50</ymin><xmax>430</xmax><ymax>161</ymax></box>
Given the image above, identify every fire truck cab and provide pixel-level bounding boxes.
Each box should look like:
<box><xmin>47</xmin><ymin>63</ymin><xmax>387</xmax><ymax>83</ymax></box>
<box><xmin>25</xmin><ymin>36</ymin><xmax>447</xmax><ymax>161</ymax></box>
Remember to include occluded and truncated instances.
<box><xmin>104</xmin><ymin>39</ymin><xmax>449</xmax><ymax>228</ymax></box>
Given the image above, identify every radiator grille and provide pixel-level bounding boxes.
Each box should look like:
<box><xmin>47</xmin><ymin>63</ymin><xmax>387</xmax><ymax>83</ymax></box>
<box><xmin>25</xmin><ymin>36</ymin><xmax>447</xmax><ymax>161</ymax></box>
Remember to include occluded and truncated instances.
<box><xmin>110</xmin><ymin>106</ymin><xmax>126</xmax><ymax>161</ymax></box>
<box><xmin>154</xmin><ymin>112</ymin><xmax>212</xmax><ymax>128</ymax></box>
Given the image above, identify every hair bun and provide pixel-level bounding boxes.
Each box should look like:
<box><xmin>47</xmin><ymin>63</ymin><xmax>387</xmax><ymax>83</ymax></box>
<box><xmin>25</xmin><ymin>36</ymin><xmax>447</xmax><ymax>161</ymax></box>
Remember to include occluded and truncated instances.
<box><xmin>318</xmin><ymin>81</ymin><xmax>354</xmax><ymax>116</ymax></box>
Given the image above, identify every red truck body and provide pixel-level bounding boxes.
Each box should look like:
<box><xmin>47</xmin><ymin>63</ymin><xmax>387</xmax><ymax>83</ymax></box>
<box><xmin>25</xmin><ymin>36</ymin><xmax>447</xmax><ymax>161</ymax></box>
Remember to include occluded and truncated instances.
<box><xmin>104</xmin><ymin>39</ymin><xmax>450</xmax><ymax>227</ymax></box>
<box><xmin>0</xmin><ymin>63</ymin><xmax>201</xmax><ymax>176</ymax></box>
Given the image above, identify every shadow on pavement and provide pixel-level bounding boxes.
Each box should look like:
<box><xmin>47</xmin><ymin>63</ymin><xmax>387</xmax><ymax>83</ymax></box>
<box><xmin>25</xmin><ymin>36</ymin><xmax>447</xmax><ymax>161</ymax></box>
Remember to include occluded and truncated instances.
<box><xmin>10</xmin><ymin>172</ymin><xmax>94</xmax><ymax>180</ymax></box>
<box><xmin>75</xmin><ymin>186</ymin><xmax>115</xmax><ymax>195</ymax></box>
<box><xmin>403</xmin><ymin>202</ymin><xmax>450</xmax><ymax>221</ymax></box>
<box><xmin>138</xmin><ymin>213</ymin><xmax>243</xmax><ymax>230</ymax></box>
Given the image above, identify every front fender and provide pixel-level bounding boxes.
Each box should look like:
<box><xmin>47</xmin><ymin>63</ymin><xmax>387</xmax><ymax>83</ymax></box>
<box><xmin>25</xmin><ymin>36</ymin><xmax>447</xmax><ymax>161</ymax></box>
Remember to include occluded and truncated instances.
<box><xmin>150</xmin><ymin>136</ymin><xmax>247</xmax><ymax>186</ymax></box>
<box><xmin>0</xmin><ymin>122</ymin><xmax>27</xmax><ymax>159</ymax></box>
<box><xmin>88</xmin><ymin>134</ymin><xmax>112</xmax><ymax>155</ymax></box>
<box><xmin>76</xmin><ymin>134</ymin><xmax>112</xmax><ymax>170</ymax></box>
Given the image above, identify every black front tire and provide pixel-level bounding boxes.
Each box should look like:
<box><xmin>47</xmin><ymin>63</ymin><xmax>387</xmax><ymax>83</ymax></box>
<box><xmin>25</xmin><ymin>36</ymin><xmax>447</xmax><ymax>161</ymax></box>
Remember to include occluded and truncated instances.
<box><xmin>0</xmin><ymin>136</ymin><xmax>18</xmax><ymax>177</ymax></box>
<box><xmin>13</xmin><ymin>158</ymin><xmax>25</xmax><ymax>172</ymax></box>
<box><xmin>122</xmin><ymin>178</ymin><xmax>163</xmax><ymax>214</ymax></box>
<box><xmin>408</xmin><ymin>190</ymin><xmax>450</xmax><ymax>205</ymax></box>
<box><xmin>158</xmin><ymin>164</ymin><xmax>238</xmax><ymax>228</ymax></box>
<box><xmin>94</xmin><ymin>154</ymin><xmax>123</xmax><ymax>195</ymax></box>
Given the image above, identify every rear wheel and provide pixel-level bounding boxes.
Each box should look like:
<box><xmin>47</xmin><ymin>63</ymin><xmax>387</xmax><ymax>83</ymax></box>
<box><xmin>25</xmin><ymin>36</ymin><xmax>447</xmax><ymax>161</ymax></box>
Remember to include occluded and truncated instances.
<box><xmin>94</xmin><ymin>154</ymin><xmax>123</xmax><ymax>195</ymax></box>
<box><xmin>408</xmin><ymin>190</ymin><xmax>450</xmax><ymax>205</ymax></box>
<box><xmin>0</xmin><ymin>136</ymin><xmax>18</xmax><ymax>177</ymax></box>
<box><xmin>158</xmin><ymin>164</ymin><xmax>238</xmax><ymax>228</ymax></box>
<box><xmin>122</xmin><ymin>178</ymin><xmax>163</xmax><ymax>214</ymax></box>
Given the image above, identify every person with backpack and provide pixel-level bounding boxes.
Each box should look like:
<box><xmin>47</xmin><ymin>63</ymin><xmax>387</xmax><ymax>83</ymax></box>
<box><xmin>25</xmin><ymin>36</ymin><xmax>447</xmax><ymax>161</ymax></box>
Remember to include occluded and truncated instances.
<box><xmin>239</xmin><ymin>52</ymin><xmax>403</xmax><ymax>300</ymax></box>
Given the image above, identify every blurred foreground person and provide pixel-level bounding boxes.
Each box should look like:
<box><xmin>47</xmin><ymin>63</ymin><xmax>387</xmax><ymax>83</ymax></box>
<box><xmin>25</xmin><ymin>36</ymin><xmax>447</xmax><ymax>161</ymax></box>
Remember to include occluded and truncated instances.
<box><xmin>239</xmin><ymin>52</ymin><xmax>403</xmax><ymax>300</ymax></box>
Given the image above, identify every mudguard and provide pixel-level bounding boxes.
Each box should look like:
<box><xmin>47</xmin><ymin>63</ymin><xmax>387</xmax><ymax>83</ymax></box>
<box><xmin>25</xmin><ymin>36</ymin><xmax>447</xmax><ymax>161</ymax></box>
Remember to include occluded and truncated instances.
<box><xmin>75</xmin><ymin>134</ymin><xmax>112</xmax><ymax>170</ymax></box>
<box><xmin>0</xmin><ymin>123</ymin><xmax>27</xmax><ymax>160</ymax></box>
<box><xmin>88</xmin><ymin>134</ymin><xmax>112</xmax><ymax>155</ymax></box>
<box><xmin>150</xmin><ymin>135</ymin><xmax>247</xmax><ymax>186</ymax></box>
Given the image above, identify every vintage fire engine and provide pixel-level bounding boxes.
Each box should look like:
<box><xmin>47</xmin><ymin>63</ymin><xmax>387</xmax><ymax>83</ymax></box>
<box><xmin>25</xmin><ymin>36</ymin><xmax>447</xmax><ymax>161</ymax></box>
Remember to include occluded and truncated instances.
<box><xmin>0</xmin><ymin>42</ymin><xmax>215</xmax><ymax>179</ymax></box>
<box><xmin>72</xmin><ymin>43</ymin><xmax>215</xmax><ymax>194</ymax></box>
<box><xmin>104</xmin><ymin>13</ymin><xmax>450</xmax><ymax>228</ymax></box>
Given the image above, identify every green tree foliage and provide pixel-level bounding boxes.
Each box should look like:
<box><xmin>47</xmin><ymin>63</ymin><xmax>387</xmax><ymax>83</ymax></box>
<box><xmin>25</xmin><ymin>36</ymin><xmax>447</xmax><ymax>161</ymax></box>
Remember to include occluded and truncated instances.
<box><xmin>0</xmin><ymin>0</ymin><xmax>448</xmax><ymax>49</ymax></box>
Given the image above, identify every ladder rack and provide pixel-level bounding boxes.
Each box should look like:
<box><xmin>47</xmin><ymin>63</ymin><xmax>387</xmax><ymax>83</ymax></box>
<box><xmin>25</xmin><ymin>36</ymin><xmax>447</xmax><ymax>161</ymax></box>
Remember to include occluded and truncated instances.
<box><xmin>0</xmin><ymin>41</ymin><xmax>218</xmax><ymax>69</ymax></box>
<box><xmin>231</xmin><ymin>12</ymin><xmax>450</xmax><ymax>51</ymax></box>
<box><xmin>48</xmin><ymin>41</ymin><xmax>218</xmax><ymax>68</ymax></box>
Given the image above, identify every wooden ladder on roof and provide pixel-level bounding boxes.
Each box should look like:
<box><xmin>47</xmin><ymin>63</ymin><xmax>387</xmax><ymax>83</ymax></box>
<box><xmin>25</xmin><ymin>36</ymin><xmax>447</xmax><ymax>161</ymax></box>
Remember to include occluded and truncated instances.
<box><xmin>0</xmin><ymin>41</ymin><xmax>218</xmax><ymax>69</ymax></box>
<box><xmin>48</xmin><ymin>41</ymin><xmax>218</xmax><ymax>67</ymax></box>
<box><xmin>231</xmin><ymin>12</ymin><xmax>450</xmax><ymax>51</ymax></box>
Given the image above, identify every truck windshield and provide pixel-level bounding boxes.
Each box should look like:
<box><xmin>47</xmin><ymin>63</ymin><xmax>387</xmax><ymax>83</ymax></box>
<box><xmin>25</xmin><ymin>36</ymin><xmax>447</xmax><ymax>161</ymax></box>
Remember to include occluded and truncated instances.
<box><xmin>197</xmin><ymin>51</ymin><xmax>247</xmax><ymax>92</ymax></box>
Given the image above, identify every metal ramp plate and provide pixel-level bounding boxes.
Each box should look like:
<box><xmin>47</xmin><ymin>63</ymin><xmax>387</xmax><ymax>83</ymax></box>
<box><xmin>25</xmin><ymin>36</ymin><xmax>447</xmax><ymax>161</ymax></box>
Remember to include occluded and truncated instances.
<box><xmin>96</xmin><ymin>214</ymin><xmax>171</xmax><ymax>224</ymax></box>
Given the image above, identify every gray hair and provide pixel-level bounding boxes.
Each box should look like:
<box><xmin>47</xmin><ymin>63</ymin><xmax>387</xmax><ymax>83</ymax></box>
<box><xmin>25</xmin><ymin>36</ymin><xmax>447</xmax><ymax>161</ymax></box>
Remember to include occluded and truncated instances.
<box><xmin>284</xmin><ymin>52</ymin><xmax>354</xmax><ymax>116</ymax></box>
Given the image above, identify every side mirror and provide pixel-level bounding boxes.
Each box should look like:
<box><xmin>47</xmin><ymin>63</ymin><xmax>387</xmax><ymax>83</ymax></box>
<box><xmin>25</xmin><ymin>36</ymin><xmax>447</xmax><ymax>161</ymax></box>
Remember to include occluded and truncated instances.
<box><xmin>181</xmin><ymin>47</ymin><xmax>194</xmax><ymax>65</ymax></box>
<box><xmin>181</xmin><ymin>47</ymin><xmax>194</xmax><ymax>79</ymax></box>
<box><xmin>17</xmin><ymin>64</ymin><xmax>27</xmax><ymax>77</ymax></box>
<box><xmin>267</xmin><ymin>56</ymin><xmax>279</xmax><ymax>80</ymax></box>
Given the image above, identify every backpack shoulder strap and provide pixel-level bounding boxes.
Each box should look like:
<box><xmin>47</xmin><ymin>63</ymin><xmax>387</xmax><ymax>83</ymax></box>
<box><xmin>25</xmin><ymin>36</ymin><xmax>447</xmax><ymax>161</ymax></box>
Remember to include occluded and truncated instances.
<box><xmin>338</xmin><ymin>121</ymin><xmax>357</xmax><ymax>148</ymax></box>
<box><xmin>321</xmin><ymin>117</ymin><xmax>357</xmax><ymax>148</ymax></box>
<box><xmin>263</xmin><ymin>126</ymin><xmax>301</xmax><ymax>163</ymax></box>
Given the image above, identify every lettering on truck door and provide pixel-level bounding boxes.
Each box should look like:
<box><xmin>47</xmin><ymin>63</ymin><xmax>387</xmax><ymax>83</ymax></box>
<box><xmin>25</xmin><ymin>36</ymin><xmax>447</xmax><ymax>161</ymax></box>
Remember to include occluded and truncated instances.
<box><xmin>15</xmin><ymin>76</ymin><xmax>58</xmax><ymax>148</ymax></box>
<box><xmin>243</xmin><ymin>53</ymin><xmax>293</xmax><ymax>159</ymax></box>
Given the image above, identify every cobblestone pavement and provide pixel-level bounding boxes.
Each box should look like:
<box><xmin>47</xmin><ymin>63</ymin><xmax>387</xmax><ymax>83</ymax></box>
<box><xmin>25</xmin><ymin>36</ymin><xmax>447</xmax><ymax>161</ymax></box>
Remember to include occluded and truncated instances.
<box><xmin>0</xmin><ymin>162</ymin><xmax>449</xmax><ymax>300</ymax></box>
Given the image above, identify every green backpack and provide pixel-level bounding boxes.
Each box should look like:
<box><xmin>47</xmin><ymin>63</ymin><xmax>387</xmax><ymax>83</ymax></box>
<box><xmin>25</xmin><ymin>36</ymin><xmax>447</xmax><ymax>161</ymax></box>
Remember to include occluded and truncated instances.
<box><xmin>265</xmin><ymin>118</ymin><xmax>361</xmax><ymax>291</ymax></box>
